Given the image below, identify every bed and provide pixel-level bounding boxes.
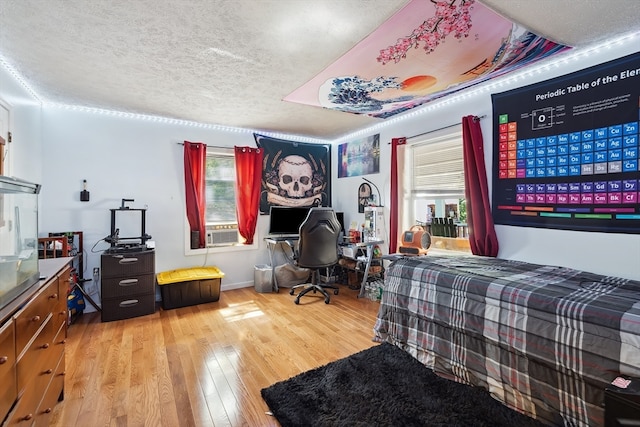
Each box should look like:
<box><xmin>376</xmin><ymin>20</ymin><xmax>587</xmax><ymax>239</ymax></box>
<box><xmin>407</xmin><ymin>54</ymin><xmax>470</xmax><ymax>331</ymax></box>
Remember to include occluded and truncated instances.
<box><xmin>373</xmin><ymin>255</ymin><xmax>640</xmax><ymax>426</ymax></box>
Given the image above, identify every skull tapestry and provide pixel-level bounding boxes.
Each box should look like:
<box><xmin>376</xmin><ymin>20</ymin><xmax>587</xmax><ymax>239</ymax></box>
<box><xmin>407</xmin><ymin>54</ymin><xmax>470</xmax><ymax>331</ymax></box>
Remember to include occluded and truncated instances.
<box><xmin>254</xmin><ymin>134</ymin><xmax>331</xmax><ymax>214</ymax></box>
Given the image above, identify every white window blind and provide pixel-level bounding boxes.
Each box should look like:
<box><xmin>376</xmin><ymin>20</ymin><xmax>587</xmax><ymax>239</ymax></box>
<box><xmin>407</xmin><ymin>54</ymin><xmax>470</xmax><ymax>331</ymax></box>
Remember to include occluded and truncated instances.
<box><xmin>205</xmin><ymin>148</ymin><xmax>237</xmax><ymax>224</ymax></box>
<box><xmin>204</xmin><ymin>147</ymin><xmax>241</xmax><ymax>247</ymax></box>
<box><xmin>411</xmin><ymin>130</ymin><xmax>465</xmax><ymax>197</ymax></box>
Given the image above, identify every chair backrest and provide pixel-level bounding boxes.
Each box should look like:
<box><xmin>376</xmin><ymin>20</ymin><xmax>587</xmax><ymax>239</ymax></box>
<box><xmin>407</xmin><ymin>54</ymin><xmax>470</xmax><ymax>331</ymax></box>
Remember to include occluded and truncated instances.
<box><xmin>297</xmin><ymin>207</ymin><xmax>341</xmax><ymax>269</ymax></box>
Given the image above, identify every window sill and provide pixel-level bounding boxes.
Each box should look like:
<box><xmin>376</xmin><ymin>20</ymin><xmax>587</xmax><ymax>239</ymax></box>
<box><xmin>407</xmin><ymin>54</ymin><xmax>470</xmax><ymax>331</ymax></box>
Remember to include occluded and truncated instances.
<box><xmin>186</xmin><ymin>241</ymin><xmax>258</xmax><ymax>256</ymax></box>
<box><xmin>429</xmin><ymin>236</ymin><xmax>471</xmax><ymax>253</ymax></box>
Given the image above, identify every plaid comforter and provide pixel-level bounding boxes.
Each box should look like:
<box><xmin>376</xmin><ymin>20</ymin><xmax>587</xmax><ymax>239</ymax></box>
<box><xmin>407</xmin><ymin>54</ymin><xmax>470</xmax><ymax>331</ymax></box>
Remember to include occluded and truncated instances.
<box><xmin>373</xmin><ymin>255</ymin><xmax>640</xmax><ymax>427</ymax></box>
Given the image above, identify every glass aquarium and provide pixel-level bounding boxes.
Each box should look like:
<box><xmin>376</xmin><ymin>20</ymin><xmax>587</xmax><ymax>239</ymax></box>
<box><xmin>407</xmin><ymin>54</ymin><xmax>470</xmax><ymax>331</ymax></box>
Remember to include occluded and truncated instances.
<box><xmin>0</xmin><ymin>176</ymin><xmax>41</xmax><ymax>312</ymax></box>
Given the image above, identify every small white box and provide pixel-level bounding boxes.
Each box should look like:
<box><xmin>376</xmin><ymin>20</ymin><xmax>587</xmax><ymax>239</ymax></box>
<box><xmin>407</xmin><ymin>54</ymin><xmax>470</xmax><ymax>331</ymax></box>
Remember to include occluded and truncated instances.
<box><xmin>341</xmin><ymin>246</ymin><xmax>357</xmax><ymax>259</ymax></box>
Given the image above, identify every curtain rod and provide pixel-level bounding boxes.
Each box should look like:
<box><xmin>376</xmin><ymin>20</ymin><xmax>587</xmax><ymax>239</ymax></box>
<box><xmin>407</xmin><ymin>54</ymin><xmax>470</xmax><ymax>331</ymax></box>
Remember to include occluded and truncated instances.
<box><xmin>393</xmin><ymin>114</ymin><xmax>487</xmax><ymax>143</ymax></box>
<box><xmin>176</xmin><ymin>142</ymin><xmax>240</xmax><ymax>150</ymax></box>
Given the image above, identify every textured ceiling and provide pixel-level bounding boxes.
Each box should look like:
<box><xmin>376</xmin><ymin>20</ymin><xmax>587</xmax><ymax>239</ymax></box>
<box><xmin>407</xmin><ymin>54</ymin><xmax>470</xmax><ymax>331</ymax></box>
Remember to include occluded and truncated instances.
<box><xmin>1</xmin><ymin>0</ymin><xmax>639</xmax><ymax>140</ymax></box>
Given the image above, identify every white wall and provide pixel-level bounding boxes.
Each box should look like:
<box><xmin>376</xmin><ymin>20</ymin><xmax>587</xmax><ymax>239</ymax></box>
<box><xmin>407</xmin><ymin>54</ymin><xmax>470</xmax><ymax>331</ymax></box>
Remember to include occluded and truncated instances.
<box><xmin>332</xmin><ymin>41</ymin><xmax>640</xmax><ymax>281</ymax></box>
<box><xmin>0</xmin><ymin>66</ymin><xmax>43</xmax><ymax>184</ymax></box>
<box><xmin>37</xmin><ymin>108</ymin><xmax>277</xmax><ymax>299</ymax></box>
<box><xmin>2</xmin><ymin>38</ymin><xmax>639</xmax><ymax>296</ymax></box>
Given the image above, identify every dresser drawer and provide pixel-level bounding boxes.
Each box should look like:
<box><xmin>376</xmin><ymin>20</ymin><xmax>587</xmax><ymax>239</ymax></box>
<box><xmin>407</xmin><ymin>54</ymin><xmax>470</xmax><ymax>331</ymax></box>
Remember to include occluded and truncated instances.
<box><xmin>0</xmin><ymin>319</ymin><xmax>17</xmax><ymax>421</ymax></box>
<box><xmin>52</xmin><ymin>301</ymin><xmax>68</xmax><ymax>335</ymax></box>
<box><xmin>55</xmin><ymin>266</ymin><xmax>71</xmax><ymax>315</ymax></box>
<box><xmin>101</xmin><ymin>293</ymin><xmax>156</xmax><ymax>322</ymax></box>
<box><xmin>101</xmin><ymin>251</ymin><xmax>155</xmax><ymax>278</ymax></box>
<box><xmin>48</xmin><ymin>321</ymin><xmax>66</xmax><ymax>375</ymax></box>
<box><xmin>17</xmin><ymin>315</ymin><xmax>54</xmax><ymax>392</ymax></box>
<box><xmin>34</xmin><ymin>352</ymin><xmax>65</xmax><ymax>427</ymax></box>
<box><xmin>13</xmin><ymin>280</ymin><xmax>58</xmax><ymax>354</ymax></box>
<box><xmin>4</xmin><ymin>373</ymin><xmax>42</xmax><ymax>426</ymax></box>
<box><xmin>12</xmin><ymin>319</ymin><xmax>66</xmax><ymax>427</ymax></box>
<box><xmin>101</xmin><ymin>273</ymin><xmax>155</xmax><ymax>299</ymax></box>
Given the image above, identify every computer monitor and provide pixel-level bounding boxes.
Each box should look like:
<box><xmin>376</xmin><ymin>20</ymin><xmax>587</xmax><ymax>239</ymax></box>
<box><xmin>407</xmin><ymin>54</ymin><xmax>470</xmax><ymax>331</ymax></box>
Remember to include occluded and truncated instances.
<box><xmin>268</xmin><ymin>206</ymin><xmax>343</xmax><ymax>236</ymax></box>
<box><xmin>268</xmin><ymin>206</ymin><xmax>311</xmax><ymax>235</ymax></box>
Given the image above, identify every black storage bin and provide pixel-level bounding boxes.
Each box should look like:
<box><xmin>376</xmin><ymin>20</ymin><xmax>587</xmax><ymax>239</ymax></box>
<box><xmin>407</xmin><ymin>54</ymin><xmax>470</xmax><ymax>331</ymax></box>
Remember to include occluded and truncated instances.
<box><xmin>157</xmin><ymin>267</ymin><xmax>224</xmax><ymax>310</ymax></box>
<box><xmin>605</xmin><ymin>377</ymin><xmax>640</xmax><ymax>426</ymax></box>
<box><xmin>100</xmin><ymin>293</ymin><xmax>157</xmax><ymax>322</ymax></box>
<box><xmin>101</xmin><ymin>249</ymin><xmax>156</xmax><ymax>322</ymax></box>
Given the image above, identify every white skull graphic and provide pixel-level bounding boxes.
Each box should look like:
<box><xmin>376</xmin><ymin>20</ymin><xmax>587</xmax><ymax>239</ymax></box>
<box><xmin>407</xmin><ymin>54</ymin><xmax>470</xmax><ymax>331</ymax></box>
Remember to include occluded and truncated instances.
<box><xmin>278</xmin><ymin>155</ymin><xmax>313</xmax><ymax>198</ymax></box>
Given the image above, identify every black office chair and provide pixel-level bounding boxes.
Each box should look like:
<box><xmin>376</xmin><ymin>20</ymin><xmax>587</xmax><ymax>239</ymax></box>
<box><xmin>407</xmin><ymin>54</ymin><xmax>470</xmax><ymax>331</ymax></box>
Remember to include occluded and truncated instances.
<box><xmin>289</xmin><ymin>207</ymin><xmax>341</xmax><ymax>304</ymax></box>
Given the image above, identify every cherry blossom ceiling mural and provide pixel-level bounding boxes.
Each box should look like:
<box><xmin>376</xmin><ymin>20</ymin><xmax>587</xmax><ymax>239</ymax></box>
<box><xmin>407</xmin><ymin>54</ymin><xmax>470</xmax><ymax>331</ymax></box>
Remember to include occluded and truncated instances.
<box><xmin>284</xmin><ymin>0</ymin><xmax>571</xmax><ymax>119</ymax></box>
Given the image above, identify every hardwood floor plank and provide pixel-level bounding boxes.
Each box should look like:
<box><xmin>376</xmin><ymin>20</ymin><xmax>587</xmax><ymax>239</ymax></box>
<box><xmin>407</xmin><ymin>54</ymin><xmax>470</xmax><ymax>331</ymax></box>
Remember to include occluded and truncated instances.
<box><xmin>51</xmin><ymin>284</ymin><xmax>380</xmax><ymax>426</ymax></box>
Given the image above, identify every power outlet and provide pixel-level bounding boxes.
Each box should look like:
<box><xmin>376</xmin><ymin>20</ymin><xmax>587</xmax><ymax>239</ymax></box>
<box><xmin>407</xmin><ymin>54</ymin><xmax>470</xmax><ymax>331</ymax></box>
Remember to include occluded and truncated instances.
<box><xmin>93</xmin><ymin>267</ymin><xmax>100</xmax><ymax>277</ymax></box>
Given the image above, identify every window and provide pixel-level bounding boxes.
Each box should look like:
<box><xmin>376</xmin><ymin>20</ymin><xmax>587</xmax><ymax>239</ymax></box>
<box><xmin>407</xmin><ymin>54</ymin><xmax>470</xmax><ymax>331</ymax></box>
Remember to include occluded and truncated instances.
<box><xmin>204</xmin><ymin>149</ymin><xmax>241</xmax><ymax>246</ymax></box>
<box><xmin>405</xmin><ymin>129</ymin><xmax>467</xmax><ymax>237</ymax></box>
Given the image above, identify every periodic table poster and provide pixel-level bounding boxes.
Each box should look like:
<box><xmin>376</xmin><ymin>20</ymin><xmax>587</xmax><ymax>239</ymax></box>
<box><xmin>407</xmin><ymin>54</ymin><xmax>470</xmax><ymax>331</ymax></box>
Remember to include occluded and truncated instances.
<box><xmin>491</xmin><ymin>52</ymin><xmax>640</xmax><ymax>234</ymax></box>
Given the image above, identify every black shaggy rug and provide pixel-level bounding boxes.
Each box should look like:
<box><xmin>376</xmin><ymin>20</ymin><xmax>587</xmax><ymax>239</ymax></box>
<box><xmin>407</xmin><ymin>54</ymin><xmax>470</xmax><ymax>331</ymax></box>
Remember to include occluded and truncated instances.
<box><xmin>261</xmin><ymin>343</ymin><xmax>548</xmax><ymax>427</ymax></box>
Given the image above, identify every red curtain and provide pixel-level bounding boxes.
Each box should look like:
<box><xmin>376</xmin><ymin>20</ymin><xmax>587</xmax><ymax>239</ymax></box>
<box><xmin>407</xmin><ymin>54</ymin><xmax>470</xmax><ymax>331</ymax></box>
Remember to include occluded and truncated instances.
<box><xmin>184</xmin><ymin>141</ymin><xmax>207</xmax><ymax>249</ymax></box>
<box><xmin>389</xmin><ymin>137</ymin><xmax>407</xmax><ymax>254</ymax></box>
<box><xmin>234</xmin><ymin>146</ymin><xmax>263</xmax><ymax>244</ymax></box>
<box><xmin>462</xmin><ymin>115</ymin><xmax>499</xmax><ymax>257</ymax></box>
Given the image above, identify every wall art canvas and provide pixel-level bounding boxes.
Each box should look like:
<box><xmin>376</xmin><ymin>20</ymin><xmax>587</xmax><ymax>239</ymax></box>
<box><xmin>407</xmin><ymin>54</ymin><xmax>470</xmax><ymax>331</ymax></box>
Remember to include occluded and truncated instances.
<box><xmin>254</xmin><ymin>134</ymin><xmax>331</xmax><ymax>214</ymax></box>
<box><xmin>491</xmin><ymin>51</ymin><xmax>640</xmax><ymax>234</ymax></box>
<box><xmin>284</xmin><ymin>0</ymin><xmax>570</xmax><ymax>119</ymax></box>
<box><xmin>338</xmin><ymin>134</ymin><xmax>380</xmax><ymax>178</ymax></box>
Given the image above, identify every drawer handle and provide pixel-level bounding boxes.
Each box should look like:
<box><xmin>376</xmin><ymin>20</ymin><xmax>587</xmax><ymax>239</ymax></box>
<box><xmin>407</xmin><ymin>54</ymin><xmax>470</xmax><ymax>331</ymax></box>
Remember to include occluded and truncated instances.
<box><xmin>119</xmin><ymin>278</ymin><xmax>139</xmax><ymax>286</ymax></box>
<box><xmin>119</xmin><ymin>299</ymin><xmax>139</xmax><ymax>307</ymax></box>
<box><xmin>0</xmin><ymin>356</ymin><xmax>7</xmax><ymax>364</ymax></box>
<box><xmin>41</xmin><ymin>343</ymin><xmax>50</xmax><ymax>349</ymax></box>
<box><xmin>22</xmin><ymin>414</ymin><xmax>33</xmax><ymax>421</ymax></box>
<box><xmin>31</xmin><ymin>315</ymin><xmax>41</xmax><ymax>322</ymax></box>
<box><xmin>44</xmin><ymin>408</ymin><xmax>52</xmax><ymax>414</ymax></box>
<box><xmin>60</xmin><ymin>310</ymin><xmax>67</xmax><ymax>315</ymax></box>
<box><xmin>45</xmin><ymin>369</ymin><xmax>53</xmax><ymax>374</ymax></box>
<box><xmin>118</xmin><ymin>258</ymin><xmax>139</xmax><ymax>264</ymax></box>
<box><xmin>49</xmin><ymin>293</ymin><xmax>58</xmax><ymax>299</ymax></box>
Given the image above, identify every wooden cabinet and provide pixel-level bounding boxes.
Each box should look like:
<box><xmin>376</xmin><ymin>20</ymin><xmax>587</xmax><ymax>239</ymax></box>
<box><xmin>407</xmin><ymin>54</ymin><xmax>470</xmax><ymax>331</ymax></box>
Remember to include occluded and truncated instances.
<box><xmin>0</xmin><ymin>319</ymin><xmax>16</xmax><ymax>421</ymax></box>
<box><xmin>101</xmin><ymin>249</ymin><xmax>155</xmax><ymax>322</ymax></box>
<box><xmin>1</xmin><ymin>258</ymin><xmax>69</xmax><ymax>427</ymax></box>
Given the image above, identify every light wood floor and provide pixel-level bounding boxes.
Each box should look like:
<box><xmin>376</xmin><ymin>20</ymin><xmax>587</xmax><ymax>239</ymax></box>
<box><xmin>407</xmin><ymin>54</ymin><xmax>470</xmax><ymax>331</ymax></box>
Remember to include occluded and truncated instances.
<box><xmin>50</xmin><ymin>284</ymin><xmax>381</xmax><ymax>427</ymax></box>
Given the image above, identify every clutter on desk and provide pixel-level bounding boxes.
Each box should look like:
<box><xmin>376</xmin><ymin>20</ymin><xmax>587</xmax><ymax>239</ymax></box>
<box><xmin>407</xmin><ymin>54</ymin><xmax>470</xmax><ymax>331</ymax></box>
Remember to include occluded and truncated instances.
<box><xmin>340</xmin><ymin>245</ymin><xmax>358</xmax><ymax>259</ymax></box>
<box><xmin>347</xmin><ymin>228</ymin><xmax>361</xmax><ymax>243</ymax></box>
<box><xmin>363</xmin><ymin>207</ymin><xmax>384</xmax><ymax>242</ymax></box>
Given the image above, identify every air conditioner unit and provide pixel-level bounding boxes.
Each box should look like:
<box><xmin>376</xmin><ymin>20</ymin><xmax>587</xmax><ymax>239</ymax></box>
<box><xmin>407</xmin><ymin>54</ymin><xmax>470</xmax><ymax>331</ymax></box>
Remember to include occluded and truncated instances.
<box><xmin>206</xmin><ymin>224</ymin><xmax>240</xmax><ymax>246</ymax></box>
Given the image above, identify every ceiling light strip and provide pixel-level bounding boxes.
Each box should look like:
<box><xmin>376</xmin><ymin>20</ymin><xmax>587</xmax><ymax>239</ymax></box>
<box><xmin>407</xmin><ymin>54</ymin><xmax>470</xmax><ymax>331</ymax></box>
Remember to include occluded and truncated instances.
<box><xmin>46</xmin><ymin>102</ymin><xmax>328</xmax><ymax>144</ymax></box>
<box><xmin>0</xmin><ymin>54</ymin><xmax>42</xmax><ymax>102</ymax></box>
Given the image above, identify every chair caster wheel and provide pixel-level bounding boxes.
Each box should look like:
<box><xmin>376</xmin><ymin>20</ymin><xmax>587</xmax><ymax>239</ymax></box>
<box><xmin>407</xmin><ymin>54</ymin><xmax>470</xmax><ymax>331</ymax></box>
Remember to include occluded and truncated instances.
<box><xmin>294</xmin><ymin>298</ymin><xmax>300</xmax><ymax>304</ymax></box>
<box><xmin>334</xmin><ymin>290</ymin><xmax>339</xmax><ymax>295</ymax></box>
<box><xmin>324</xmin><ymin>298</ymin><xmax>330</xmax><ymax>304</ymax></box>
<box><xmin>289</xmin><ymin>289</ymin><xmax>294</xmax><ymax>295</ymax></box>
